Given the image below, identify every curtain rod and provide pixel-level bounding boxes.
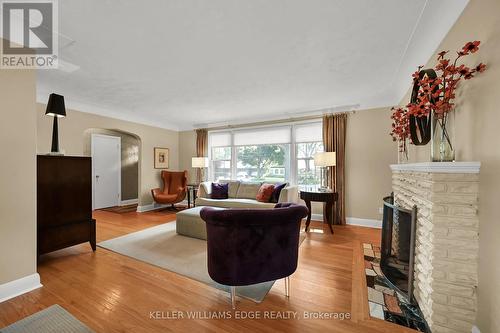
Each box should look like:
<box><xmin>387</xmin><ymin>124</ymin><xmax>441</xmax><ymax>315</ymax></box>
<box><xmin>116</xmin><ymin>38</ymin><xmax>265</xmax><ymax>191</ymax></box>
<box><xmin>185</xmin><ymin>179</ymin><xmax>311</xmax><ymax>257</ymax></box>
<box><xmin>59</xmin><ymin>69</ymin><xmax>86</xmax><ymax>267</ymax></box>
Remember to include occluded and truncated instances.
<box><xmin>196</xmin><ymin>111</ymin><xmax>356</xmax><ymax>131</ymax></box>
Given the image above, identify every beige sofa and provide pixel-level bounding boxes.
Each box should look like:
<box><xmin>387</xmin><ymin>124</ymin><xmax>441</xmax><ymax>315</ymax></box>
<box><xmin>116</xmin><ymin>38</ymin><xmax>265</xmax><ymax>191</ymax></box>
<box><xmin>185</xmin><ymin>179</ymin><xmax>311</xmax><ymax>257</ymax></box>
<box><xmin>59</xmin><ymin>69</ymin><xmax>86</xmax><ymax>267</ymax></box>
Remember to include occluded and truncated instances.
<box><xmin>195</xmin><ymin>181</ymin><xmax>298</xmax><ymax>209</ymax></box>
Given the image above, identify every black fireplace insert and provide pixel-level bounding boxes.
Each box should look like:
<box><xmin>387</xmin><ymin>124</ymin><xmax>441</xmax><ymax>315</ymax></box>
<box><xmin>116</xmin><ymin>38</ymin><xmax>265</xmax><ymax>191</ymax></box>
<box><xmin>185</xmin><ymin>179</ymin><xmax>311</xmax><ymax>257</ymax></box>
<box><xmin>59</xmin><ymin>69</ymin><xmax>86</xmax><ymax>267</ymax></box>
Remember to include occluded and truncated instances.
<box><xmin>381</xmin><ymin>194</ymin><xmax>417</xmax><ymax>303</ymax></box>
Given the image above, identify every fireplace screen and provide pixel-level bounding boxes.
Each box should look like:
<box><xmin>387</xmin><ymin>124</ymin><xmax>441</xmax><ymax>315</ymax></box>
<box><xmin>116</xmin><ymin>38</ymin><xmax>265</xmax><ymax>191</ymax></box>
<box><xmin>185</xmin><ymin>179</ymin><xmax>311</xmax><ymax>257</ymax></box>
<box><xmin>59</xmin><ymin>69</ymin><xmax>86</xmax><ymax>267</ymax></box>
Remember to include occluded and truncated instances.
<box><xmin>381</xmin><ymin>195</ymin><xmax>417</xmax><ymax>302</ymax></box>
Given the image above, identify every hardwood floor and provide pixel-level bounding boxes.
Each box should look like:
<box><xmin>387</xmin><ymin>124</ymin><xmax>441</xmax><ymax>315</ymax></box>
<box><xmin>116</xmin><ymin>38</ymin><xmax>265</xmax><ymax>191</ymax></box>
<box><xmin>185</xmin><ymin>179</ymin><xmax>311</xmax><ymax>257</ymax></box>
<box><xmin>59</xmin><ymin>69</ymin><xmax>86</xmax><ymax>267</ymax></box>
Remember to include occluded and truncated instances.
<box><xmin>0</xmin><ymin>209</ymin><xmax>414</xmax><ymax>332</ymax></box>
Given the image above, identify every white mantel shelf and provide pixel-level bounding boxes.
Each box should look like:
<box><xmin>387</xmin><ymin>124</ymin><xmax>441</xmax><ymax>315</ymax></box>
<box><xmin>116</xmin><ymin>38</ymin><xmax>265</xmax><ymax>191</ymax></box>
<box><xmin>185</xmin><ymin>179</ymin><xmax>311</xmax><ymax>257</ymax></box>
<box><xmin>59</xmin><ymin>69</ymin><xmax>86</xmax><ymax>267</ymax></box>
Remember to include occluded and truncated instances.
<box><xmin>390</xmin><ymin>162</ymin><xmax>481</xmax><ymax>174</ymax></box>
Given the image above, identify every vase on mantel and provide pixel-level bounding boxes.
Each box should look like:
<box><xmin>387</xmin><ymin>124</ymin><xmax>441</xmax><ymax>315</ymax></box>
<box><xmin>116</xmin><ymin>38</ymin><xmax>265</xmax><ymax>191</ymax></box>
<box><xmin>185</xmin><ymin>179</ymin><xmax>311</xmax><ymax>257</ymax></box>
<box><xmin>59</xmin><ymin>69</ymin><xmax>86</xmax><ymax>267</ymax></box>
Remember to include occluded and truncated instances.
<box><xmin>397</xmin><ymin>138</ymin><xmax>410</xmax><ymax>164</ymax></box>
<box><xmin>431</xmin><ymin>111</ymin><xmax>455</xmax><ymax>162</ymax></box>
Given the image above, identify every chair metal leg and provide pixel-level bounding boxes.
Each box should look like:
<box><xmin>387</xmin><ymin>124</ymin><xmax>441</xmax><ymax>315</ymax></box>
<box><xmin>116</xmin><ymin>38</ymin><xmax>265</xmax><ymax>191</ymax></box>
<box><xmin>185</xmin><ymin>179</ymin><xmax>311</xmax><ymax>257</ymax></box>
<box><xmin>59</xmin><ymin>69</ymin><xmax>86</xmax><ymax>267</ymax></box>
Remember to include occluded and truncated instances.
<box><xmin>285</xmin><ymin>276</ymin><xmax>290</xmax><ymax>298</ymax></box>
<box><xmin>230</xmin><ymin>286</ymin><xmax>236</xmax><ymax>309</ymax></box>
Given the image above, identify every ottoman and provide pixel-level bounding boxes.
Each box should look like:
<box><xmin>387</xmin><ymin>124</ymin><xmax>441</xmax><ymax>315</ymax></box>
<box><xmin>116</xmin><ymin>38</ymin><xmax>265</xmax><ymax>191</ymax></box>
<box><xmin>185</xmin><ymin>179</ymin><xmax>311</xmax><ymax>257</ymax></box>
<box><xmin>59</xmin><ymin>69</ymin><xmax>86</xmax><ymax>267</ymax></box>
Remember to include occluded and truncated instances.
<box><xmin>176</xmin><ymin>206</ymin><xmax>224</xmax><ymax>240</ymax></box>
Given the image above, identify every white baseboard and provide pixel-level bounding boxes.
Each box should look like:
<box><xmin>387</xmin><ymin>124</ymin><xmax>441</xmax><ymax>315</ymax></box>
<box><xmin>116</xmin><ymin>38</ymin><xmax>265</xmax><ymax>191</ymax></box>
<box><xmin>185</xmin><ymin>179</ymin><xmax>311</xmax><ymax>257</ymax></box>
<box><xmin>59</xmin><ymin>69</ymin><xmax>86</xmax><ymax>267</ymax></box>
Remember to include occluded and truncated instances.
<box><xmin>472</xmin><ymin>325</ymin><xmax>481</xmax><ymax>333</ymax></box>
<box><xmin>136</xmin><ymin>201</ymin><xmax>189</xmax><ymax>213</ymax></box>
<box><xmin>120</xmin><ymin>198</ymin><xmax>138</xmax><ymax>206</ymax></box>
<box><xmin>311</xmin><ymin>213</ymin><xmax>324</xmax><ymax>221</ymax></box>
<box><xmin>347</xmin><ymin>217</ymin><xmax>382</xmax><ymax>229</ymax></box>
<box><xmin>136</xmin><ymin>202</ymin><xmax>168</xmax><ymax>212</ymax></box>
<box><xmin>0</xmin><ymin>273</ymin><xmax>42</xmax><ymax>303</ymax></box>
<box><xmin>310</xmin><ymin>214</ymin><xmax>382</xmax><ymax>229</ymax></box>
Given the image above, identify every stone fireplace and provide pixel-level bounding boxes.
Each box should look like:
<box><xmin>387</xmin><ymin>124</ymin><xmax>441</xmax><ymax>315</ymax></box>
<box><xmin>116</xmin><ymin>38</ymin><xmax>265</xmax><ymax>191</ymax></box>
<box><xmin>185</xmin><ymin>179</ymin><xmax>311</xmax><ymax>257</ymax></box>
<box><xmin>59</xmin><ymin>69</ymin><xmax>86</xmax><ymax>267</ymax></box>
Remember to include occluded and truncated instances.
<box><xmin>390</xmin><ymin>162</ymin><xmax>480</xmax><ymax>333</ymax></box>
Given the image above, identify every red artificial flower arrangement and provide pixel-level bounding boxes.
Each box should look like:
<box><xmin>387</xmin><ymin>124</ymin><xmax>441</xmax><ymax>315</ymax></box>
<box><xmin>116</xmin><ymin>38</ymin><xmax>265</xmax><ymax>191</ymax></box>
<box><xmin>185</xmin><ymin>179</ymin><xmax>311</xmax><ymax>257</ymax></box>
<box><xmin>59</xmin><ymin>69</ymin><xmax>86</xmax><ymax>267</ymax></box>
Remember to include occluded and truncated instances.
<box><xmin>391</xmin><ymin>41</ymin><xmax>486</xmax><ymax>153</ymax></box>
<box><xmin>390</xmin><ymin>106</ymin><xmax>410</xmax><ymax>155</ymax></box>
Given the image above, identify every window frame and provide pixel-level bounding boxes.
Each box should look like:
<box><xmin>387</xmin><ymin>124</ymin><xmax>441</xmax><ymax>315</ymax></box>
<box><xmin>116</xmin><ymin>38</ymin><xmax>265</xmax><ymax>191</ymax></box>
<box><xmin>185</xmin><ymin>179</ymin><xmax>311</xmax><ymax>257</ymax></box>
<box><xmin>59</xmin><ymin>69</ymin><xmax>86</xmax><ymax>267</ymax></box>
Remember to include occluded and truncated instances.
<box><xmin>207</xmin><ymin>120</ymin><xmax>323</xmax><ymax>186</ymax></box>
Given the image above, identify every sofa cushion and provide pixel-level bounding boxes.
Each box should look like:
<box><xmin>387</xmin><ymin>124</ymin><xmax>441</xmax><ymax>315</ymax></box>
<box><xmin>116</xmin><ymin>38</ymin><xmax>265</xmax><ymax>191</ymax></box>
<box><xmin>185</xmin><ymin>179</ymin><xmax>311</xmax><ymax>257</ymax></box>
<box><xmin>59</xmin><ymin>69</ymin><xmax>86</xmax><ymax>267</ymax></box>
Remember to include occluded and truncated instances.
<box><xmin>236</xmin><ymin>182</ymin><xmax>262</xmax><ymax>199</ymax></box>
<box><xmin>211</xmin><ymin>183</ymin><xmax>228</xmax><ymax>199</ymax></box>
<box><xmin>219</xmin><ymin>180</ymin><xmax>240</xmax><ymax>198</ymax></box>
<box><xmin>196</xmin><ymin>197</ymin><xmax>276</xmax><ymax>209</ymax></box>
<box><xmin>256</xmin><ymin>184</ymin><xmax>275</xmax><ymax>202</ymax></box>
<box><xmin>270</xmin><ymin>183</ymin><xmax>288</xmax><ymax>203</ymax></box>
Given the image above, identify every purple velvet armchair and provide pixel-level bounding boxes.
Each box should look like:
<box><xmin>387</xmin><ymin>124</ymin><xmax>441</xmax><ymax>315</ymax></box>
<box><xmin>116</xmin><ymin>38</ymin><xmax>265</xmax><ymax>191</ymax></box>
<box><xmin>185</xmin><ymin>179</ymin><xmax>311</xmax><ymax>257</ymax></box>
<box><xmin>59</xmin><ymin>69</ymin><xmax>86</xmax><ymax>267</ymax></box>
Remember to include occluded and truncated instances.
<box><xmin>200</xmin><ymin>203</ymin><xmax>308</xmax><ymax>308</ymax></box>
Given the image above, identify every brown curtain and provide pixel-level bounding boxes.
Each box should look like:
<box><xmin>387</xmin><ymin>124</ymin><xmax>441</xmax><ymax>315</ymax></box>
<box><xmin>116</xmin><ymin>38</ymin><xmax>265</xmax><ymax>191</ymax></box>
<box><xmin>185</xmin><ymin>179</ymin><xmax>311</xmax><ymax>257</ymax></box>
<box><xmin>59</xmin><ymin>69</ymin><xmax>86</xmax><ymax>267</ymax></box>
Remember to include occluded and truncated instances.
<box><xmin>195</xmin><ymin>129</ymin><xmax>208</xmax><ymax>184</ymax></box>
<box><xmin>322</xmin><ymin>113</ymin><xmax>347</xmax><ymax>225</ymax></box>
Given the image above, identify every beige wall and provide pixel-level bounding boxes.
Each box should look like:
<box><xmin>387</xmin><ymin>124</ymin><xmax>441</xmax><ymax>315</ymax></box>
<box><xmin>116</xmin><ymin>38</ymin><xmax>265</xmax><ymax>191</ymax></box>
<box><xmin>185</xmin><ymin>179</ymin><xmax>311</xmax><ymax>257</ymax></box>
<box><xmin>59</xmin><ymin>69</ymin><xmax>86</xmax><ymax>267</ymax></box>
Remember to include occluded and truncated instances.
<box><xmin>179</xmin><ymin>108</ymin><xmax>397</xmax><ymax>220</ymax></box>
<box><xmin>36</xmin><ymin>104</ymin><xmax>179</xmax><ymax>206</ymax></box>
<box><xmin>0</xmin><ymin>64</ymin><xmax>37</xmax><ymax>284</ymax></box>
<box><xmin>345</xmin><ymin>107</ymin><xmax>397</xmax><ymax>220</ymax></box>
<box><xmin>400</xmin><ymin>0</ymin><xmax>500</xmax><ymax>331</ymax></box>
<box><xmin>179</xmin><ymin>130</ymin><xmax>197</xmax><ymax>184</ymax></box>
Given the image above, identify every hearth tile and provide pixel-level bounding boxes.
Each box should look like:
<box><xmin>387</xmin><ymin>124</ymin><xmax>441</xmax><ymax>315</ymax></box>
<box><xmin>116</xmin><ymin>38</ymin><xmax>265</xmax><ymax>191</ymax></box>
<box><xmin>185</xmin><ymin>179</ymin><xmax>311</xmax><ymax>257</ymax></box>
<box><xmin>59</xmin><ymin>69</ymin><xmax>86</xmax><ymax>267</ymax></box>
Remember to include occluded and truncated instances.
<box><xmin>374</xmin><ymin>285</ymin><xmax>395</xmax><ymax>296</ymax></box>
<box><xmin>368</xmin><ymin>287</ymin><xmax>385</xmax><ymax>305</ymax></box>
<box><xmin>369</xmin><ymin>301</ymin><xmax>385</xmax><ymax>320</ymax></box>
<box><xmin>364</xmin><ymin>248</ymin><xmax>375</xmax><ymax>257</ymax></box>
<box><xmin>365</xmin><ymin>268</ymin><xmax>377</xmax><ymax>277</ymax></box>
<box><xmin>373</xmin><ymin>245</ymin><xmax>380</xmax><ymax>251</ymax></box>
<box><xmin>364</xmin><ymin>260</ymin><xmax>372</xmax><ymax>269</ymax></box>
<box><xmin>374</xmin><ymin>251</ymin><xmax>381</xmax><ymax>259</ymax></box>
<box><xmin>384</xmin><ymin>294</ymin><xmax>403</xmax><ymax>315</ymax></box>
<box><xmin>363</xmin><ymin>243</ymin><xmax>372</xmax><ymax>249</ymax></box>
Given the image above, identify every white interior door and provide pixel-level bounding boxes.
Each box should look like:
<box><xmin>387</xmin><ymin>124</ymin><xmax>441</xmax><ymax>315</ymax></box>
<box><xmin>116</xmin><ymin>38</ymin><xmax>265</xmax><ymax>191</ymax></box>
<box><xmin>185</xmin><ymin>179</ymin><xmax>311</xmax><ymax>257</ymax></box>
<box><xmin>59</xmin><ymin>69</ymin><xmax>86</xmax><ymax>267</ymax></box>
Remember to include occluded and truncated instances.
<box><xmin>92</xmin><ymin>134</ymin><xmax>121</xmax><ymax>209</ymax></box>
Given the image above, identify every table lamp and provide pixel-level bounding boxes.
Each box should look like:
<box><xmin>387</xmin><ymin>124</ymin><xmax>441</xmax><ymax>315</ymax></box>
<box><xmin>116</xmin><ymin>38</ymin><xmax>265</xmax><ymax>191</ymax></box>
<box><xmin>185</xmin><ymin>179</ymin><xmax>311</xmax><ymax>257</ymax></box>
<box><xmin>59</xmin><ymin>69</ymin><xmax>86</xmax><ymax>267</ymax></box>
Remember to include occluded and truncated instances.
<box><xmin>45</xmin><ymin>93</ymin><xmax>66</xmax><ymax>155</ymax></box>
<box><xmin>192</xmin><ymin>157</ymin><xmax>209</xmax><ymax>183</ymax></box>
<box><xmin>313</xmin><ymin>152</ymin><xmax>336</xmax><ymax>191</ymax></box>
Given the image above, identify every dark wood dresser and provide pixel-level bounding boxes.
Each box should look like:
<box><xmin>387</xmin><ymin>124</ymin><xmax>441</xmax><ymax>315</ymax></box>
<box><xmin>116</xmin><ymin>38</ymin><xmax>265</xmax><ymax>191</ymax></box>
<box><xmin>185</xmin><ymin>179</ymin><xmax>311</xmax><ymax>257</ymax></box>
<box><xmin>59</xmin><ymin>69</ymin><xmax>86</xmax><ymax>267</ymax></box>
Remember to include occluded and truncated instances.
<box><xmin>37</xmin><ymin>155</ymin><xmax>96</xmax><ymax>258</ymax></box>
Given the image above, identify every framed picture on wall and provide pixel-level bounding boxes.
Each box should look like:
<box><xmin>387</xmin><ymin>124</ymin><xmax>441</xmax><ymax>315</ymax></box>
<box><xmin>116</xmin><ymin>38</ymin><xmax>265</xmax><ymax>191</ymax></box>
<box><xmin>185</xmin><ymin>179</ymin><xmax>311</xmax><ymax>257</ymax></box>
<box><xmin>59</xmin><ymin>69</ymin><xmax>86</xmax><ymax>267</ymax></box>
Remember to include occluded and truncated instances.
<box><xmin>154</xmin><ymin>147</ymin><xmax>169</xmax><ymax>169</ymax></box>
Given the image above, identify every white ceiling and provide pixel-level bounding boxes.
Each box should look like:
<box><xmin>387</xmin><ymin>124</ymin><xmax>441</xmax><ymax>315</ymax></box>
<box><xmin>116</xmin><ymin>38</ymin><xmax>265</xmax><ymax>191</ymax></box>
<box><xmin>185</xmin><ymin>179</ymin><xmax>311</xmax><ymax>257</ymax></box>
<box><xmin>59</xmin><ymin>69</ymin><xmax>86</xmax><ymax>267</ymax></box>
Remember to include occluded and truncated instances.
<box><xmin>36</xmin><ymin>0</ymin><xmax>469</xmax><ymax>130</ymax></box>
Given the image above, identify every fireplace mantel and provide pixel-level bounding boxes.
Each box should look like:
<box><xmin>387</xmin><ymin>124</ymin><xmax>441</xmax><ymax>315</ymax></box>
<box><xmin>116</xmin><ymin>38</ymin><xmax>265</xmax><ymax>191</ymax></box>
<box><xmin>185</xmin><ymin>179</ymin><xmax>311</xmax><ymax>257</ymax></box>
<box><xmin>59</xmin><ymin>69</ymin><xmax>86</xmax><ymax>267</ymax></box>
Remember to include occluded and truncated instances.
<box><xmin>390</xmin><ymin>162</ymin><xmax>480</xmax><ymax>173</ymax></box>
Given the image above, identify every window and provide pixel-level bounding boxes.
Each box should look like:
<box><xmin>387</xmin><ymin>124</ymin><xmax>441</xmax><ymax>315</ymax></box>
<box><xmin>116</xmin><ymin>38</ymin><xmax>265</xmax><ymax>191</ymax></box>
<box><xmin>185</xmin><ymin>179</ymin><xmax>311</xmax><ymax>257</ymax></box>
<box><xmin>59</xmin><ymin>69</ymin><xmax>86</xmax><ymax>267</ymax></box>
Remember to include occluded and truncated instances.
<box><xmin>236</xmin><ymin>144</ymin><xmax>289</xmax><ymax>182</ymax></box>
<box><xmin>296</xmin><ymin>142</ymin><xmax>323</xmax><ymax>190</ymax></box>
<box><xmin>209</xmin><ymin>132</ymin><xmax>232</xmax><ymax>182</ymax></box>
<box><xmin>295</xmin><ymin>122</ymin><xmax>324</xmax><ymax>190</ymax></box>
<box><xmin>208</xmin><ymin>121</ymin><xmax>323</xmax><ymax>187</ymax></box>
<box><xmin>211</xmin><ymin>146</ymin><xmax>231</xmax><ymax>182</ymax></box>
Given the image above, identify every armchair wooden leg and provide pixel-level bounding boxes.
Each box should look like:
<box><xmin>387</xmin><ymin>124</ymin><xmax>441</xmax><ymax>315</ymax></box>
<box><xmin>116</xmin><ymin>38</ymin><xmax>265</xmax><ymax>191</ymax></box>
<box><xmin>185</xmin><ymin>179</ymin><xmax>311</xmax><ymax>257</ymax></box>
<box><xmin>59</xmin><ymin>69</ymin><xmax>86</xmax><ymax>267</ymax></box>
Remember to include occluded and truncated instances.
<box><xmin>285</xmin><ymin>276</ymin><xmax>290</xmax><ymax>298</ymax></box>
<box><xmin>230</xmin><ymin>286</ymin><xmax>236</xmax><ymax>309</ymax></box>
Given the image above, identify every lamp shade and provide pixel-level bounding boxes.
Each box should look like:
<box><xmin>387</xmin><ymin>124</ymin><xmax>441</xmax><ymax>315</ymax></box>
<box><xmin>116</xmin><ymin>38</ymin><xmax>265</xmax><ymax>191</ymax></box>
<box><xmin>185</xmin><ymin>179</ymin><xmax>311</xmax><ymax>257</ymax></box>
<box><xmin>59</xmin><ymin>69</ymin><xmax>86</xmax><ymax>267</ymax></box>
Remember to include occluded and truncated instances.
<box><xmin>45</xmin><ymin>93</ymin><xmax>66</xmax><ymax>117</ymax></box>
<box><xmin>314</xmin><ymin>152</ymin><xmax>336</xmax><ymax>167</ymax></box>
<box><xmin>192</xmin><ymin>157</ymin><xmax>209</xmax><ymax>168</ymax></box>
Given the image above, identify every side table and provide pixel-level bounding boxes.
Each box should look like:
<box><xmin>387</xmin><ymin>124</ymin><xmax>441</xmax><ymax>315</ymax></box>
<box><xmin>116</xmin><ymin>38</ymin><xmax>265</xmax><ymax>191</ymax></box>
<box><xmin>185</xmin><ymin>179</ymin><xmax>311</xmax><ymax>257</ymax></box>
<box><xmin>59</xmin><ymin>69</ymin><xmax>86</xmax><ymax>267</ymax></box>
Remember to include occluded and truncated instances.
<box><xmin>299</xmin><ymin>190</ymin><xmax>338</xmax><ymax>234</ymax></box>
<box><xmin>187</xmin><ymin>184</ymin><xmax>199</xmax><ymax>208</ymax></box>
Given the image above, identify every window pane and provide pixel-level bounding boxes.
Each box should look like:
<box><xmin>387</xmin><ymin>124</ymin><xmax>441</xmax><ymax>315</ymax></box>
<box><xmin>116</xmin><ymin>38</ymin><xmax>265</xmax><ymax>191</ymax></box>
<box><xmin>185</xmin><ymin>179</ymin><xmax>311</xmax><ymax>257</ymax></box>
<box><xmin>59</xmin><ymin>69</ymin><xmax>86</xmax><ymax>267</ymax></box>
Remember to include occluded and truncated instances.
<box><xmin>296</xmin><ymin>142</ymin><xmax>324</xmax><ymax>190</ymax></box>
<box><xmin>211</xmin><ymin>146</ymin><xmax>231</xmax><ymax>182</ymax></box>
<box><xmin>212</xmin><ymin>146</ymin><xmax>231</xmax><ymax>160</ymax></box>
<box><xmin>236</xmin><ymin>144</ymin><xmax>289</xmax><ymax>183</ymax></box>
<box><xmin>297</xmin><ymin>141</ymin><xmax>323</xmax><ymax>158</ymax></box>
<box><xmin>213</xmin><ymin>160</ymin><xmax>231</xmax><ymax>182</ymax></box>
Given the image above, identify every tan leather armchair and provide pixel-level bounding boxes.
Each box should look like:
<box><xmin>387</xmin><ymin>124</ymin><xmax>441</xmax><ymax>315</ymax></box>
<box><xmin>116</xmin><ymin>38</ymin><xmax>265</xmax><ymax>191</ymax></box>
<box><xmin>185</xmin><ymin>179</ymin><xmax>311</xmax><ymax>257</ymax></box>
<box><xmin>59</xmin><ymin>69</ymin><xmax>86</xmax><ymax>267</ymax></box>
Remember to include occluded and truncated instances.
<box><xmin>151</xmin><ymin>170</ymin><xmax>188</xmax><ymax>208</ymax></box>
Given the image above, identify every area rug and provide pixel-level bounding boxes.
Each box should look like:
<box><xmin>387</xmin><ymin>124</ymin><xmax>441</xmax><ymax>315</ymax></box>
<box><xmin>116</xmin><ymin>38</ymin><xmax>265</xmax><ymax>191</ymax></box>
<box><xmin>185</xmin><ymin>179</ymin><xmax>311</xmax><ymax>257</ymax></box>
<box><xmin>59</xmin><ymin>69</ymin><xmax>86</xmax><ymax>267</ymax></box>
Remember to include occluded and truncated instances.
<box><xmin>98</xmin><ymin>222</ymin><xmax>304</xmax><ymax>302</ymax></box>
<box><xmin>0</xmin><ymin>304</ymin><xmax>94</xmax><ymax>333</ymax></box>
<box><xmin>363</xmin><ymin>243</ymin><xmax>429</xmax><ymax>332</ymax></box>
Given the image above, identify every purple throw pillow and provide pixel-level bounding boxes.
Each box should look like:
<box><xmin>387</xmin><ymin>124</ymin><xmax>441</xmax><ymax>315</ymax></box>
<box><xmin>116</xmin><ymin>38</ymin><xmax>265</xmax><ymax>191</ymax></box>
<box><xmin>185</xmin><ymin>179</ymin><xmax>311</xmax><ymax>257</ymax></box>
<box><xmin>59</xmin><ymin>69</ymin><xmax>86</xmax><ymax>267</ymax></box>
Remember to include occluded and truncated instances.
<box><xmin>211</xmin><ymin>183</ymin><xmax>229</xmax><ymax>199</ymax></box>
<box><xmin>270</xmin><ymin>183</ymin><xmax>287</xmax><ymax>203</ymax></box>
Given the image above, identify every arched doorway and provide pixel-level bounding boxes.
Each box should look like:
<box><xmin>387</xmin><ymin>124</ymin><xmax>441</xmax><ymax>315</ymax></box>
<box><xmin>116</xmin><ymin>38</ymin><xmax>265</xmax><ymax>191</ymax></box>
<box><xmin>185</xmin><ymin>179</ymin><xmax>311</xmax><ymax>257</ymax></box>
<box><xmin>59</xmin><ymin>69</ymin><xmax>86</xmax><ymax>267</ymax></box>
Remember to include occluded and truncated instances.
<box><xmin>83</xmin><ymin>128</ymin><xmax>141</xmax><ymax>210</ymax></box>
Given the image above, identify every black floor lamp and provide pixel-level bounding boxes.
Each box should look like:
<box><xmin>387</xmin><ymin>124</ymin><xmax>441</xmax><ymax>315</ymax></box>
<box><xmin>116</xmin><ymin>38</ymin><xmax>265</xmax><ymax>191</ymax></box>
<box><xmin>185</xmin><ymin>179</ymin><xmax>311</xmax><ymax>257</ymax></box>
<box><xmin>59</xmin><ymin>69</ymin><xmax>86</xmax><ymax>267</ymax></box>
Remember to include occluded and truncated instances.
<box><xmin>45</xmin><ymin>93</ymin><xmax>66</xmax><ymax>155</ymax></box>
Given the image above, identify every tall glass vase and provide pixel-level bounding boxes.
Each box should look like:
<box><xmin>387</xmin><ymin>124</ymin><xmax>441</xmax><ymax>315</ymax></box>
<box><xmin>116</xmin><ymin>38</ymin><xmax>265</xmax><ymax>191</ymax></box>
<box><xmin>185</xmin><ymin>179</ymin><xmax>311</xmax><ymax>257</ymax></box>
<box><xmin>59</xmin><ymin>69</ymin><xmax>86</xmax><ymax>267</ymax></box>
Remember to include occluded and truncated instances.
<box><xmin>397</xmin><ymin>138</ymin><xmax>410</xmax><ymax>164</ymax></box>
<box><xmin>431</xmin><ymin>111</ymin><xmax>455</xmax><ymax>162</ymax></box>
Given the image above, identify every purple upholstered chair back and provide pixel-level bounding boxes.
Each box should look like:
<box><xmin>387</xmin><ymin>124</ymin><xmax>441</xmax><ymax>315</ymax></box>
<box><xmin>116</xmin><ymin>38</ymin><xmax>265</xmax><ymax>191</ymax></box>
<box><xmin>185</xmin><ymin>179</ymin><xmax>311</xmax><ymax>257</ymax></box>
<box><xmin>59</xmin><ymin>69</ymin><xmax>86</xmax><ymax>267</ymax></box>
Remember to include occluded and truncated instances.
<box><xmin>200</xmin><ymin>203</ymin><xmax>309</xmax><ymax>286</ymax></box>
